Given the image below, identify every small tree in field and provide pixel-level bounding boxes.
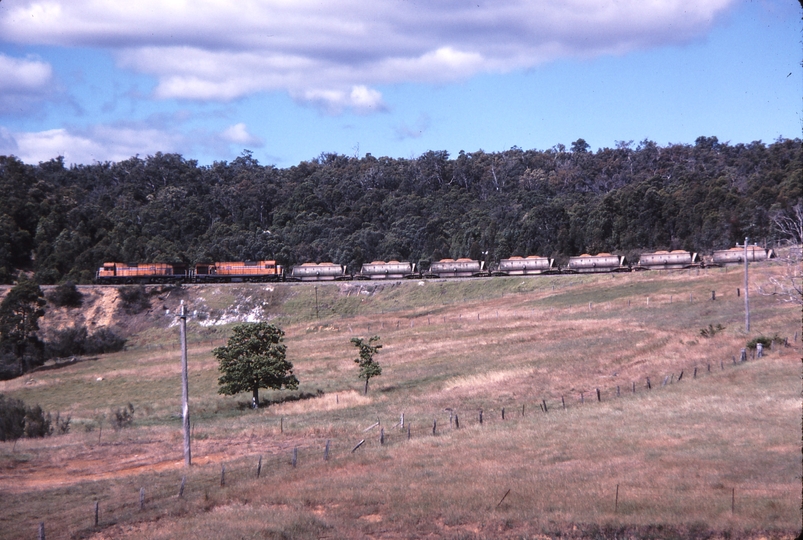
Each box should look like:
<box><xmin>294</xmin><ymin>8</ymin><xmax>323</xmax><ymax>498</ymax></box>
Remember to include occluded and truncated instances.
<box><xmin>214</xmin><ymin>323</ymin><xmax>298</xmax><ymax>408</ymax></box>
<box><xmin>351</xmin><ymin>336</ymin><xmax>382</xmax><ymax>395</ymax></box>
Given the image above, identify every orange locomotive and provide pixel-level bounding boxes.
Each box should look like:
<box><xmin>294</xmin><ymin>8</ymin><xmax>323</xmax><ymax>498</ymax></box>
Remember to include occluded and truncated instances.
<box><xmin>95</xmin><ymin>262</ymin><xmax>190</xmax><ymax>284</ymax></box>
<box><xmin>194</xmin><ymin>261</ymin><xmax>283</xmax><ymax>282</ymax></box>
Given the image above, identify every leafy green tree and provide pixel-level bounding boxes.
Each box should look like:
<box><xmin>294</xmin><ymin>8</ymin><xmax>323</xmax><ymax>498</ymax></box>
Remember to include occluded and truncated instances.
<box><xmin>214</xmin><ymin>323</ymin><xmax>298</xmax><ymax>408</ymax></box>
<box><xmin>351</xmin><ymin>336</ymin><xmax>382</xmax><ymax>395</ymax></box>
<box><xmin>0</xmin><ymin>279</ymin><xmax>46</xmax><ymax>375</ymax></box>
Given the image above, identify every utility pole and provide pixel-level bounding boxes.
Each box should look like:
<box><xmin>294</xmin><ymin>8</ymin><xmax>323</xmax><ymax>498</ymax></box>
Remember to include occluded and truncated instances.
<box><xmin>743</xmin><ymin>237</ymin><xmax>750</xmax><ymax>333</ymax></box>
<box><xmin>180</xmin><ymin>301</ymin><xmax>192</xmax><ymax>466</ymax></box>
<box><xmin>315</xmin><ymin>286</ymin><xmax>319</xmax><ymax>319</ymax></box>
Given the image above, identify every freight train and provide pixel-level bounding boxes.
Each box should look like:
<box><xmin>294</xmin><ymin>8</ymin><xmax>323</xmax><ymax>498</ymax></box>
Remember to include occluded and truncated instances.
<box><xmin>94</xmin><ymin>244</ymin><xmax>775</xmax><ymax>284</ymax></box>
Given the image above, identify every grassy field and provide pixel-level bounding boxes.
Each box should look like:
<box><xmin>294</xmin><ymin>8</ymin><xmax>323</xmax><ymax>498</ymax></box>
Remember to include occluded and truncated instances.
<box><xmin>0</xmin><ymin>265</ymin><xmax>800</xmax><ymax>539</ymax></box>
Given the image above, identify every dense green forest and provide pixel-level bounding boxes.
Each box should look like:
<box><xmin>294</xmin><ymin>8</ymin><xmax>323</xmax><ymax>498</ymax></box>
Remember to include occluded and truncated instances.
<box><xmin>0</xmin><ymin>136</ymin><xmax>800</xmax><ymax>284</ymax></box>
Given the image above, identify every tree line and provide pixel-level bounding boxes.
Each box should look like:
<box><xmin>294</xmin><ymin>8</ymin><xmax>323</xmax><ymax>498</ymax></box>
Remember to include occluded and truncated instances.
<box><xmin>0</xmin><ymin>136</ymin><xmax>800</xmax><ymax>284</ymax></box>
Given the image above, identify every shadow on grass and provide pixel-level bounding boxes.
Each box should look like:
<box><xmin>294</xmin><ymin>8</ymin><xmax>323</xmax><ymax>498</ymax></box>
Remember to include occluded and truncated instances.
<box><xmin>236</xmin><ymin>389</ymin><xmax>325</xmax><ymax>410</ymax></box>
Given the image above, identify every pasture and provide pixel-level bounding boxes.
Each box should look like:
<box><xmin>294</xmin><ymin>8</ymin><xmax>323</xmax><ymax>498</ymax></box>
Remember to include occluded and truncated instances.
<box><xmin>0</xmin><ymin>265</ymin><xmax>800</xmax><ymax>539</ymax></box>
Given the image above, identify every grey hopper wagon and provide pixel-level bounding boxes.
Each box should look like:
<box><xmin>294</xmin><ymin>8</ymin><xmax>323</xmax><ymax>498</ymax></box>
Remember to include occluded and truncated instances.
<box><xmin>493</xmin><ymin>255</ymin><xmax>556</xmax><ymax>276</ymax></box>
<box><xmin>709</xmin><ymin>245</ymin><xmax>774</xmax><ymax>267</ymax></box>
<box><xmin>356</xmin><ymin>260</ymin><xmax>417</xmax><ymax>280</ymax></box>
<box><xmin>636</xmin><ymin>250</ymin><xmax>699</xmax><ymax>270</ymax></box>
<box><xmin>565</xmin><ymin>253</ymin><xmax>628</xmax><ymax>273</ymax></box>
<box><xmin>425</xmin><ymin>258</ymin><xmax>487</xmax><ymax>278</ymax></box>
<box><xmin>289</xmin><ymin>262</ymin><xmax>349</xmax><ymax>281</ymax></box>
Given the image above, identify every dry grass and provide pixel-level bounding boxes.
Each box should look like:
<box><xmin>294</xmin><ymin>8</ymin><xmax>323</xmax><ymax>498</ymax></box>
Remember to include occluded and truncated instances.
<box><xmin>0</xmin><ymin>264</ymin><xmax>800</xmax><ymax>539</ymax></box>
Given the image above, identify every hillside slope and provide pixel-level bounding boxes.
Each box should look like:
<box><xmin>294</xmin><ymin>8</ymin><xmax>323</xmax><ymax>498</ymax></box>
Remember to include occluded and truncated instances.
<box><xmin>0</xmin><ymin>264</ymin><xmax>800</xmax><ymax>539</ymax></box>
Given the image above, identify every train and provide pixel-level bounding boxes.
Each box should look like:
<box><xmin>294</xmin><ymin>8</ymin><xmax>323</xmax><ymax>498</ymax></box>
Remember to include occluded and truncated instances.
<box><xmin>94</xmin><ymin>244</ymin><xmax>776</xmax><ymax>284</ymax></box>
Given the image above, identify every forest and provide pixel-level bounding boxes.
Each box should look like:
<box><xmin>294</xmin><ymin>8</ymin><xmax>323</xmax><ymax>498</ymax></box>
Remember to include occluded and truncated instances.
<box><xmin>0</xmin><ymin>136</ymin><xmax>800</xmax><ymax>284</ymax></box>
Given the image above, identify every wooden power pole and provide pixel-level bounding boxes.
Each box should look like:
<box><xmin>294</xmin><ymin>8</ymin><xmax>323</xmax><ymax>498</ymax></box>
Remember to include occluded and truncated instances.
<box><xmin>743</xmin><ymin>237</ymin><xmax>750</xmax><ymax>333</ymax></box>
<box><xmin>180</xmin><ymin>301</ymin><xmax>192</xmax><ymax>466</ymax></box>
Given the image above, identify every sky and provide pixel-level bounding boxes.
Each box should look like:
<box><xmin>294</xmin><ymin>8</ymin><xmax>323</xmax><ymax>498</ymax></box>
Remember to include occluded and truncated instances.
<box><xmin>0</xmin><ymin>0</ymin><xmax>800</xmax><ymax>168</ymax></box>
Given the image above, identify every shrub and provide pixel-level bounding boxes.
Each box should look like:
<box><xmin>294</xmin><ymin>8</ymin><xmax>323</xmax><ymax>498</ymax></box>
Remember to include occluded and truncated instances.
<box><xmin>84</xmin><ymin>328</ymin><xmax>126</xmax><ymax>354</ymax></box>
<box><xmin>45</xmin><ymin>325</ymin><xmax>89</xmax><ymax>358</ymax></box>
<box><xmin>110</xmin><ymin>403</ymin><xmax>135</xmax><ymax>430</ymax></box>
<box><xmin>118</xmin><ymin>285</ymin><xmax>151</xmax><ymax>314</ymax></box>
<box><xmin>699</xmin><ymin>324</ymin><xmax>725</xmax><ymax>338</ymax></box>
<box><xmin>0</xmin><ymin>395</ymin><xmax>53</xmax><ymax>441</ymax></box>
<box><xmin>24</xmin><ymin>404</ymin><xmax>52</xmax><ymax>438</ymax></box>
<box><xmin>48</xmin><ymin>281</ymin><xmax>83</xmax><ymax>307</ymax></box>
<box><xmin>45</xmin><ymin>325</ymin><xmax>126</xmax><ymax>359</ymax></box>
<box><xmin>0</xmin><ymin>394</ymin><xmax>26</xmax><ymax>441</ymax></box>
<box><xmin>54</xmin><ymin>412</ymin><xmax>71</xmax><ymax>435</ymax></box>
<box><xmin>746</xmin><ymin>334</ymin><xmax>784</xmax><ymax>350</ymax></box>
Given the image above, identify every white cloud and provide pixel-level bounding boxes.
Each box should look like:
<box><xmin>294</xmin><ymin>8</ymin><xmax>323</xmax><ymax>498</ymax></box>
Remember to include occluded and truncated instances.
<box><xmin>0</xmin><ymin>0</ymin><xmax>736</xmax><ymax>112</ymax></box>
<box><xmin>0</xmin><ymin>124</ymin><xmax>185</xmax><ymax>164</ymax></box>
<box><xmin>0</xmin><ymin>53</ymin><xmax>54</xmax><ymax>113</ymax></box>
<box><xmin>0</xmin><ymin>54</ymin><xmax>52</xmax><ymax>91</ymax></box>
<box><xmin>221</xmin><ymin>123</ymin><xmax>263</xmax><ymax>146</ymax></box>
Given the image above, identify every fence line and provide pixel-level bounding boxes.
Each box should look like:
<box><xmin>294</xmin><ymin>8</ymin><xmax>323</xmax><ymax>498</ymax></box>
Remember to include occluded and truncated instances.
<box><xmin>23</xmin><ymin>339</ymin><xmax>795</xmax><ymax>538</ymax></box>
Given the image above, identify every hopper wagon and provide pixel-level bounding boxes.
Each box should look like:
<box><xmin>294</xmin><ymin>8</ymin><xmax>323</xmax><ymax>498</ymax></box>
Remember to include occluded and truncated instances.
<box><xmin>356</xmin><ymin>261</ymin><xmax>417</xmax><ymax>280</ymax></box>
<box><xmin>636</xmin><ymin>250</ymin><xmax>698</xmax><ymax>270</ymax></box>
<box><xmin>709</xmin><ymin>245</ymin><xmax>774</xmax><ymax>266</ymax></box>
<box><xmin>564</xmin><ymin>253</ymin><xmax>628</xmax><ymax>273</ymax></box>
<box><xmin>289</xmin><ymin>262</ymin><xmax>349</xmax><ymax>281</ymax></box>
<box><xmin>194</xmin><ymin>260</ymin><xmax>283</xmax><ymax>283</ymax></box>
<box><xmin>425</xmin><ymin>258</ymin><xmax>487</xmax><ymax>278</ymax></box>
<box><xmin>493</xmin><ymin>255</ymin><xmax>555</xmax><ymax>276</ymax></box>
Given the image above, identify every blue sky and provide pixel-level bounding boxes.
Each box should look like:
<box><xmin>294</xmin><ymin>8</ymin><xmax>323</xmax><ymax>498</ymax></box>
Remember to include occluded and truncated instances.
<box><xmin>0</xmin><ymin>0</ymin><xmax>800</xmax><ymax>167</ymax></box>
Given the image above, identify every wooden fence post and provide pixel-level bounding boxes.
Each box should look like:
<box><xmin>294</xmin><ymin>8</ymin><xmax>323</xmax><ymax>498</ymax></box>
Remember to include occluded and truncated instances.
<box><xmin>179</xmin><ymin>476</ymin><xmax>186</xmax><ymax>498</ymax></box>
<box><xmin>220</xmin><ymin>465</ymin><xmax>225</xmax><ymax>486</ymax></box>
<box><xmin>94</xmin><ymin>501</ymin><xmax>99</xmax><ymax>526</ymax></box>
<box><xmin>756</xmin><ymin>343</ymin><xmax>763</xmax><ymax>358</ymax></box>
<box><xmin>257</xmin><ymin>455</ymin><xmax>262</xmax><ymax>478</ymax></box>
<box><xmin>616</xmin><ymin>385</ymin><xmax>620</xmax><ymax>397</ymax></box>
<box><xmin>562</xmin><ymin>396</ymin><xmax>566</xmax><ymax>409</ymax></box>
<box><xmin>139</xmin><ymin>487</ymin><xmax>145</xmax><ymax>511</ymax></box>
<box><xmin>596</xmin><ymin>388</ymin><xmax>601</xmax><ymax>402</ymax></box>
<box><xmin>407</xmin><ymin>425</ymin><xmax>411</xmax><ymax>440</ymax></box>
<box><xmin>324</xmin><ymin>440</ymin><xmax>330</xmax><ymax>461</ymax></box>
<box><xmin>542</xmin><ymin>399</ymin><xmax>548</xmax><ymax>413</ymax></box>
<box><xmin>740</xmin><ymin>349</ymin><xmax>747</xmax><ymax>362</ymax></box>
<box><xmin>432</xmin><ymin>419</ymin><xmax>437</xmax><ymax>435</ymax></box>
<box><xmin>479</xmin><ymin>410</ymin><xmax>483</xmax><ymax>424</ymax></box>
<box><xmin>380</xmin><ymin>428</ymin><xmax>385</xmax><ymax>445</ymax></box>
<box><xmin>646</xmin><ymin>377</ymin><xmax>651</xmax><ymax>390</ymax></box>
<box><xmin>501</xmin><ymin>408</ymin><xmax>505</xmax><ymax>420</ymax></box>
<box><xmin>455</xmin><ymin>414</ymin><xmax>459</xmax><ymax>429</ymax></box>
<box><xmin>292</xmin><ymin>447</ymin><xmax>298</xmax><ymax>468</ymax></box>
<box><xmin>38</xmin><ymin>522</ymin><xmax>45</xmax><ymax>540</ymax></box>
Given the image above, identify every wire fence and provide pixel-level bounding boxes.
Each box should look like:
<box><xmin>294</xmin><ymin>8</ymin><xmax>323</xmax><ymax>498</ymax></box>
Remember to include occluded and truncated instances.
<box><xmin>20</xmin><ymin>335</ymin><xmax>799</xmax><ymax>540</ymax></box>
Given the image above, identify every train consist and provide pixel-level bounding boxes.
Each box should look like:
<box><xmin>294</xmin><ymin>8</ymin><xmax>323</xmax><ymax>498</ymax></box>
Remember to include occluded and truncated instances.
<box><xmin>94</xmin><ymin>245</ymin><xmax>775</xmax><ymax>284</ymax></box>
